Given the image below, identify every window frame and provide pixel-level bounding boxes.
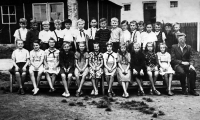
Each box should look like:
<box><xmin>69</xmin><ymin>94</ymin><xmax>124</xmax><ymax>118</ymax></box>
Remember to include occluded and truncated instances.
<box><xmin>32</xmin><ymin>2</ymin><xmax>64</xmax><ymax>22</ymax></box>
<box><xmin>170</xmin><ymin>1</ymin><xmax>178</xmax><ymax>8</ymax></box>
<box><xmin>123</xmin><ymin>4</ymin><xmax>131</xmax><ymax>11</ymax></box>
<box><xmin>1</xmin><ymin>5</ymin><xmax>17</xmax><ymax>24</ymax></box>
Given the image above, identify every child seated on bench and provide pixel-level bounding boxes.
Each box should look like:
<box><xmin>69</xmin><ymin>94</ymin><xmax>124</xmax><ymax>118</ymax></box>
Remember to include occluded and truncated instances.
<box><xmin>59</xmin><ymin>42</ymin><xmax>75</xmax><ymax>97</ymax></box>
<box><xmin>89</xmin><ymin>42</ymin><xmax>103</xmax><ymax>96</ymax></box>
<box><xmin>131</xmin><ymin>43</ymin><xmax>145</xmax><ymax>96</ymax></box>
<box><xmin>157</xmin><ymin>43</ymin><xmax>174</xmax><ymax>96</ymax></box>
<box><xmin>75</xmin><ymin>42</ymin><xmax>89</xmax><ymax>97</ymax></box>
<box><xmin>44</xmin><ymin>38</ymin><xmax>60</xmax><ymax>92</ymax></box>
<box><xmin>29</xmin><ymin>39</ymin><xmax>44</xmax><ymax>95</ymax></box>
<box><xmin>117</xmin><ymin>43</ymin><xmax>131</xmax><ymax>98</ymax></box>
<box><xmin>144</xmin><ymin>42</ymin><xmax>161</xmax><ymax>95</ymax></box>
<box><xmin>103</xmin><ymin>41</ymin><xmax>117</xmax><ymax>97</ymax></box>
<box><xmin>11</xmin><ymin>39</ymin><xmax>30</xmax><ymax>95</ymax></box>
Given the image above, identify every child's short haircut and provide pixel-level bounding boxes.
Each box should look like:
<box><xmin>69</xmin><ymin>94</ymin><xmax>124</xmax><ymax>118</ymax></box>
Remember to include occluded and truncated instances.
<box><xmin>138</xmin><ymin>21</ymin><xmax>145</xmax><ymax>26</ymax></box>
<box><xmin>106</xmin><ymin>41</ymin><xmax>113</xmax><ymax>46</ymax></box>
<box><xmin>42</xmin><ymin>20</ymin><xmax>50</xmax><ymax>25</ymax></box>
<box><xmin>111</xmin><ymin>17</ymin><xmax>118</xmax><ymax>22</ymax></box>
<box><xmin>93</xmin><ymin>42</ymin><xmax>99</xmax><ymax>45</ymax></box>
<box><xmin>30</xmin><ymin>19</ymin><xmax>37</xmax><ymax>26</ymax></box>
<box><xmin>165</xmin><ymin>23</ymin><xmax>172</xmax><ymax>27</ymax></box>
<box><xmin>120</xmin><ymin>43</ymin><xmax>126</xmax><ymax>48</ymax></box>
<box><xmin>78</xmin><ymin>41</ymin><xmax>86</xmax><ymax>46</ymax></box>
<box><xmin>62</xmin><ymin>41</ymin><xmax>71</xmax><ymax>48</ymax></box>
<box><xmin>90</xmin><ymin>17</ymin><xmax>97</xmax><ymax>22</ymax></box>
<box><xmin>48</xmin><ymin>37</ymin><xmax>56</xmax><ymax>43</ymax></box>
<box><xmin>77</xmin><ymin>19</ymin><xmax>85</xmax><ymax>24</ymax></box>
<box><xmin>19</xmin><ymin>18</ymin><xmax>27</xmax><ymax>24</ymax></box>
<box><xmin>54</xmin><ymin>19</ymin><xmax>62</xmax><ymax>24</ymax></box>
<box><xmin>121</xmin><ymin>20</ymin><xmax>129</xmax><ymax>25</ymax></box>
<box><xmin>134</xmin><ymin>43</ymin><xmax>141</xmax><ymax>48</ymax></box>
<box><xmin>146</xmin><ymin>22</ymin><xmax>152</xmax><ymax>27</ymax></box>
<box><xmin>64</xmin><ymin>19</ymin><xmax>72</xmax><ymax>24</ymax></box>
<box><xmin>16</xmin><ymin>39</ymin><xmax>24</xmax><ymax>44</ymax></box>
<box><xmin>173</xmin><ymin>22</ymin><xmax>180</xmax><ymax>27</ymax></box>
<box><xmin>99</xmin><ymin>18</ymin><xmax>107</xmax><ymax>23</ymax></box>
<box><xmin>130</xmin><ymin>20</ymin><xmax>138</xmax><ymax>26</ymax></box>
<box><xmin>155</xmin><ymin>21</ymin><xmax>161</xmax><ymax>26</ymax></box>
<box><xmin>33</xmin><ymin>39</ymin><xmax>41</xmax><ymax>45</ymax></box>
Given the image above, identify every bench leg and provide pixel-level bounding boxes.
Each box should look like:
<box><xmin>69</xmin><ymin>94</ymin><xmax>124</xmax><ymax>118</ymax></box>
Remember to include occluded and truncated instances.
<box><xmin>101</xmin><ymin>74</ymin><xmax>105</xmax><ymax>95</ymax></box>
<box><xmin>10</xmin><ymin>74</ymin><xmax>13</xmax><ymax>93</ymax></box>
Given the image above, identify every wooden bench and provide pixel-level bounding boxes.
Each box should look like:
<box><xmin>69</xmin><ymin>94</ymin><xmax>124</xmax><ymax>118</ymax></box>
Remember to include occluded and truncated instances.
<box><xmin>9</xmin><ymin>71</ymin><xmax>190</xmax><ymax>95</ymax></box>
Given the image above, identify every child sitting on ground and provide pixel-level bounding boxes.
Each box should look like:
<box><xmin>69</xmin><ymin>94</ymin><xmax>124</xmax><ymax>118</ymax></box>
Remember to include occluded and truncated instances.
<box><xmin>44</xmin><ymin>38</ymin><xmax>60</xmax><ymax>92</ymax></box>
<box><xmin>74</xmin><ymin>42</ymin><xmax>89</xmax><ymax>97</ymax></box>
<box><xmin>157</xmin><ymin>43</ymin><xmax>175</xmax><ymax>96</ymax></box>
<box><xmin>89</xmin><ymin>42</ymin><xmax>103</xmax><ymax>96</ymax></box>
<box><xmin>11</xmin><ymin>39</ymin><xmax>29</xmax><ymax>95</ymax></box>
<box><xmin>59</xmin><ymin>42</ymin><xmax>75</xmax><ymax>98</ymax></box>
<box><xmin>103</xmin><ymin>41</ymin><xmax>117</xmax><ymax>97</ymax></box>
<box><xmin>29</xmin><ymin>39</ymin><xmax>44</xmax><ymax>95</ymax></box>
<box><xmin>144</xmin><ymin>42</ymin><xmax>161</xmax><ymax>95</ymax></box>
<box><xmin>117</xmin><ymin>43</ymin><xmax>131</xmax><ymax>98</ymax></box>
<box><xmin>131</xmin><ymin>43</ymin><xmax>146</xmax><ymax>96</ymax></box>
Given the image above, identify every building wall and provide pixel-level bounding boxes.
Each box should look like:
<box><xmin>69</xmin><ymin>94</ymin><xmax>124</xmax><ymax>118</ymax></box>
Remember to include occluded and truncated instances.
<box><xmin>121</xmin><ymin>0</ymin><xmax>200</xmax><ymax>23</ymax></box>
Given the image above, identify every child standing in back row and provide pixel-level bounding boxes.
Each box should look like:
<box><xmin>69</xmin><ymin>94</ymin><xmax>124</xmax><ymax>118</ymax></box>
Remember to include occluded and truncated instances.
<box><xmin>154</xmin><ymin>22</ymin><xmax>166</xmax><ymax>52</ymax></box>
<box><xmin>39</xmin><ymin>21</ymin><xmax>53</xmax><ymax>50</ymax></box>
<box><xmin>26</xmin><ymin>19</ymin><xmax>39</xmax><ymax>51</ymax></box>
<box><xmin>87</xmin><ymin>18</ymin><xmax>98</xmax><ymax>52</ymax></box>
<box><xmin>14</xmin><ymin>18</ymin><xmax>28</xmax><ymax>46</ymax></box>
<box><xmin>120</xmin><ymin>20</ymin><xmax>131</xmax><ymax>48</ymax></box>
<box><xmin>109</xmin><ymin>17</ymin><xmax>123</xmax><ymax>52</ymax></box>
<box><xmin>52</xmin><ymin>19</ymin><xmax>64</xmax><ymax>49</ymax></box>
<box><xmin>95</xmin><ymin>18</ymin><xmax>111</xmax><ymax>53</ymax></box>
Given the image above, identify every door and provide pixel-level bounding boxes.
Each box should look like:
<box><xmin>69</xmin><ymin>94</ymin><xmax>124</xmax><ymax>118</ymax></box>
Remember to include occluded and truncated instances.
<box><xmin>143</xmin><ymin>2</ymin><xmax>156</xmax><ymax>24</ymax></box>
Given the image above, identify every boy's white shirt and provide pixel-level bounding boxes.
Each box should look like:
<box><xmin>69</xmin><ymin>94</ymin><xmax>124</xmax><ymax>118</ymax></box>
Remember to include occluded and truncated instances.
<box><xmin>154</xmin><ymin>31</ymin><xmax>166</xmax><ymax>41</ymax></box>
<box><xmin>51</xmin><ymin>29</ymin><xmax>64</xmax><ymax>41</ymax></box>
<box><xmin>13</xmin><ymin>28</ymin><xmax>28</xmax><ymax>41</ymax></box>
<box><xmin>39</xmin><ymin>30</ymin><xmax>53</xmax><ymax>43</ymax></box>
<box><xmin>130</xmin><ymin>30</ymin><xmax>141</xmax><ymax>44</ymax></box>
<box><xmin>122</xmin><ymin>30</ymin><xmax>131</xmax><ymax>43</ymax></box>
<box><xmin>140</xmin><ymin>31</ymin><xmax>146</xmax><ymax>44</ymax></box>
<box><xmin>62</xmin><ymin>28</ymin><xmax>75</xmax><ymax>42</ymax></box>
<box><xmin>12</xmin><ymin>48</ymin><xmax>30</xmax><ymax>63</ymax></box>
<box><xmin>87</xmin><ymin>27</ymin><xmax>97</xmax><ymax>40</ymax></box>
<box><xmin>143</xmin><ymin>31</ymin><xmax>158</xmax><ymax>48</ymax></box>
<box><xmin>74</xmin><ymin>28</ymin><xmax>89</xmax><ymax>42</ymax></box>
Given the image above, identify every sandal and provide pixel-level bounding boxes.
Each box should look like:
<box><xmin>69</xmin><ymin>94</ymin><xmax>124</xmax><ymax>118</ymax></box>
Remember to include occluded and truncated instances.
<box><xmin>149</xmin><ymin>89</ymin><xmax>153</xmax><ymax>95</ymax></box>
<box><xmin>124</xmin><ymin>93</ymin><xmax>129</xmax><ymax>98</ymax></box>
<box><xmin>167</xmin><ymin>90</ymin><xmax>174</xmax><ymax>96</ymax></box>
<box><xmin>111</xmin><ymin>90</ymin><xmax>116</xmax><ymax>97</ymax></box>
<box><xmin>140</xmin><ymin>90</ymin><xmax>145</xmax><ymax>96</ymax></box>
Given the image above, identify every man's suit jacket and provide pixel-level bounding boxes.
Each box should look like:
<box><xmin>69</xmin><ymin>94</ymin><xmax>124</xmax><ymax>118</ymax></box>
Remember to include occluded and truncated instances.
<box><xmin>171</xmin><ymin>44</ymin><xmax>194</xmax><ymax>70</ymax></box>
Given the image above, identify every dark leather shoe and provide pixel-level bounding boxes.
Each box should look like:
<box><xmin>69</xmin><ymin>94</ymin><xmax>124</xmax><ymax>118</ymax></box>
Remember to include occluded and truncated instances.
<box><xmin>20</xmin><ymin>88</ymin><xmax>25</xmax><ymax>95</ymax></box>
<box><xmin>190</xmin><ymin>91</ymin><xmax>199</xmax><ymax>96</ymax></box>
<box><xmin>182</xmin><ymin>90</ymin><xmax>188</xmax><ymax>95</ymax></box>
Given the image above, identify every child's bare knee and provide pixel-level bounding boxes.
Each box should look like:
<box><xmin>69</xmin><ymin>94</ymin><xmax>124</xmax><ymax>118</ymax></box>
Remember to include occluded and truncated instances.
<box><xmin>68</xmin><ymin>74</ymin><xmax>72</xmax><ymax>78</ymax></box>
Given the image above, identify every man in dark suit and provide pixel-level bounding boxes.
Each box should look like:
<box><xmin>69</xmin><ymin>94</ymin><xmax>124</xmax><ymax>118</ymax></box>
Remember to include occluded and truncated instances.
<box><xmin>171</xmin><ymin>33</ymin><xmax>199</xmax><ymax>96</ymax></box>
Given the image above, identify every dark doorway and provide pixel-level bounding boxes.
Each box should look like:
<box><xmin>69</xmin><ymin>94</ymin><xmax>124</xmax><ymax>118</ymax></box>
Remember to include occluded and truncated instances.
<box><xmin>143</xmin><ymin>2</ymin><xmax>156</xmax><ymax>24</ymax></box>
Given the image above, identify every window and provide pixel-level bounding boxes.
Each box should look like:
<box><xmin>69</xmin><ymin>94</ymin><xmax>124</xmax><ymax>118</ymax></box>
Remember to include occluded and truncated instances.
<box><xmin>124</xmin><ymin>4</ymin><xmax>131</xmax><ymax>11</ymax></box>
<box><xmin>1</xmin><ymin>6</ymin><xmax>17</xmax><ymax>24</ymax></box>
<box><xmin>170</xmin><ymin>1</ymin><xmax>178</xmax><ymax>8</ymax></box>
<box><xmin>32</xmin><ymin>3</ymin><xmax>64</xmax><ymax>22</ymax></box>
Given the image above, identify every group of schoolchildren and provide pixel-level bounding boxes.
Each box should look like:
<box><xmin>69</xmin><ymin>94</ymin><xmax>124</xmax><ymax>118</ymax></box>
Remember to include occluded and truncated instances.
<box><xmin>11</xmin><ymin>16</ymin><xmax>185</xmax><ymax>98</ymax></box>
